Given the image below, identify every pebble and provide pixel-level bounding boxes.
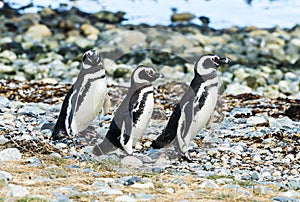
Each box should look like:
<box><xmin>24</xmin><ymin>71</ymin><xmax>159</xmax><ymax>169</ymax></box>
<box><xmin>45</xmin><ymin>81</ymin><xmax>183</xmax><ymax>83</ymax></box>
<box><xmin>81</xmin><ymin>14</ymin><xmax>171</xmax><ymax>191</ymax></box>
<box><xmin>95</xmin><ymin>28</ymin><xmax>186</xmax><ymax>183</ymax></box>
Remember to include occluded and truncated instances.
<box><xmin>121</xmin><ymin>156</ymin><xmax>143</xmax><ymax>167</ymax></box>
<box><xmin>115</xmin><ymin>195</ymin><xmax>137</xmax><ymax>202</ymax></box>
<box><xmin>0</xmin><ymin>148</ymin><xmax>22</xmax><ymax>161</ymax></box>
<box><xmin>7</xmin><ymin>184</ymin><xmax>30</xmax><ymax>197</ymax></box>
<box><xmin>199</xmin><ymin>179</ymin><xmax>219</xmax><ymax>189</ymax></box>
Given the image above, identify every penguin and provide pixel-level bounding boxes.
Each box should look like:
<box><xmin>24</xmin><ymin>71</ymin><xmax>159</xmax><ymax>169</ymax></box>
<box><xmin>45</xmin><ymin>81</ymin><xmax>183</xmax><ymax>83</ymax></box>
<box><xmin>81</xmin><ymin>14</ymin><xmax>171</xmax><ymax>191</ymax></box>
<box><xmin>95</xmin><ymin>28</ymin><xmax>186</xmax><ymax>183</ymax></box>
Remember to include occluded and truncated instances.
<box><xmin>93</xmin><ymin>65</ymin><xmax>164</xmax><ymax>155</ymax></box>
<box><xmin>52</xmin><ymin>49</ymin><xmax>107</xmax><ymax>141</ymax></box>
<box><xmin>151</xmin><ymin>54</ymin><xmax>231</xmax><ymax>159</ymax></box>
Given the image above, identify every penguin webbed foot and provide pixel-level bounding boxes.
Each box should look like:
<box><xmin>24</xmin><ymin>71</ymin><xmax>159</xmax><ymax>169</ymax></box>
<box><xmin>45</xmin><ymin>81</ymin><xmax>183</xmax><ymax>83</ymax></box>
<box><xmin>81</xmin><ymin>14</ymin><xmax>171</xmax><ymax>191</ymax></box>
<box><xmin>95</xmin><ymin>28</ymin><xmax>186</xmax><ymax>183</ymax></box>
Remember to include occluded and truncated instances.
<box><xmin>178</xmin><ymin>151</ymin><xmax>198</xmax><ymax>163</ymax></box>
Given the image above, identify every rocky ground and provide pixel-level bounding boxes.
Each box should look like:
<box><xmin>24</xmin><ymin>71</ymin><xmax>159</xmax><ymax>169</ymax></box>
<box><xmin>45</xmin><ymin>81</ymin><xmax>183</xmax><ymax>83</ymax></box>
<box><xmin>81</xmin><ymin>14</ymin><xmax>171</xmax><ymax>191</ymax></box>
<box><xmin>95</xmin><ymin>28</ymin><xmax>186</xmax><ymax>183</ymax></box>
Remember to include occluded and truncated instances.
<box><xmin>0</xmin><ymin>3</ymin><xmax>300</xmax><ymax>202</ymax></box>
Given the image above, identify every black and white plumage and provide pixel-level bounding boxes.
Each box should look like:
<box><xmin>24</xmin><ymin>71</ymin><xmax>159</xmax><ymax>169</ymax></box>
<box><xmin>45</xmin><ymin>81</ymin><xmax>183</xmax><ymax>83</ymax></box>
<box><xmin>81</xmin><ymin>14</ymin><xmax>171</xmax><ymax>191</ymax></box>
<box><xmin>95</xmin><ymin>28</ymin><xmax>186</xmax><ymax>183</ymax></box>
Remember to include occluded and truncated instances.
<box><xmin>152</xmin><ymin>54</ymin><xmax>231</xmax><ymax>159</ymax></box>
<box><xmin>93</xmin><ymin>65</ymin><xmax>164</xmax><ymax>155</ymax></box>
<box><xmin>52</xmin><ymin>50</ymin><xmax>107</xmax><ymax>141</ymax></box>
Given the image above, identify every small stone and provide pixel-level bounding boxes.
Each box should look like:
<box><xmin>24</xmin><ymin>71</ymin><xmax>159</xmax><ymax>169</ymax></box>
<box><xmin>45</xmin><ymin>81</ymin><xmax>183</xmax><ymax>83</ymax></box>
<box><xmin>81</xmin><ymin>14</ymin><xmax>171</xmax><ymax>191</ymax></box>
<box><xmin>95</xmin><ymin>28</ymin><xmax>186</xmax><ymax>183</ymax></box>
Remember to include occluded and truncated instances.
<box><xmin>253</xmin><ymin>185</ymin><xmax>274</xmax><ymax>195</ymax></box>
<box><xmin>25</xmin><ymin>24</ymin><xmax>52</xmax><ymax>40</ymax></box>
<box><xmin>272</xmin><ymin>196</ymin><xmax>299</xmax><ymax>202</ymax></box>
<box><xmin>115</xmin><ymin>195</ymin><xmax>137</xmax><ymax>202</ymax></box>
<box><xmin>80</xmin><ymin>24</ymin><xmax>99</xmax><ymax>40</ymax></box>
<box><xmin>199</xmin><ymin>180</ymin><xmax>219</xmax><ymax>189</ymax></box>
<box><xmin>134</xmin><ymin>193</ymin><xmax>155</xmax><ymax>201</ymax></box>
<box><xmin>97</xmin><ymin>188</ymin><xmax>123</xmax><ymax>195</ymax></box>
<box><xmin>165</xmin><ymin>187</ymin><xmax>175</xmax><ymax>194</ymax></box>
<box><xmin>49</xmin><ymin>152</ymin><xmax>62</xmax><ymax>159</ymax></box>
<box><xmin>171</xmin><ymin>12</ymin><xmax>196</xmax><ymax>22</ymax></box>
<box><xmin>225</xmin><ymin>83</ymin><xmax>252</xmax><ymax>95</ymax></box>
<box><xmin>25</xmin><ymin>157</ymin><xmax>42</xmax><ymax>166</ymax></box>
<box><xmin>247</xmin><ymin>116</ymin><xmax>267</xmax><ymax>125</ymax></box>
<box><xmin>278</xmin><ymin>190</ymin><xmax>300</xmax><ymax>198</ymax></box>
<box><xmin>7</xmin><ymin>184</ymin><xmax>30</xmax><ymax>197</ymax></box>
<box><xmin>252</xmin><ymin>154</ymin><xmax>262</xmax><ymax>162</ymax></box>
<box><xmin>0</xmin><ymin>148</ymin><xmax>22</xmax><ymax>161</ymax></box>
<box><xmin>251</xmin><ymin>171</ymin><xmax>262</xmax><ymax>180</ymax></box>
<box><xmin>121</xmin><ymin>156</ymin><xmax>143</xmax><ymax>168</ymax></box>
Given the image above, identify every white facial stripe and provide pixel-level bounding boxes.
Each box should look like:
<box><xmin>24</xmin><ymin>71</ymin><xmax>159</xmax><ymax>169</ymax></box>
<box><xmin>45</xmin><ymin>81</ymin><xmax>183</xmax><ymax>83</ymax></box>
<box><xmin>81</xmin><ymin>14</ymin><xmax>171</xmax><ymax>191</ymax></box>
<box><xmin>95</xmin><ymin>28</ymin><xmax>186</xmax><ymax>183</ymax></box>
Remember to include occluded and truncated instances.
<box><xmin>133</xmin><ymin>68</ymin><xmax>148</xmax><ymax>83</ymax></box>
<box><xmin>196</xmin><ymin>55</ymin><xmax>218</xmax><ymax>75</ymax></box>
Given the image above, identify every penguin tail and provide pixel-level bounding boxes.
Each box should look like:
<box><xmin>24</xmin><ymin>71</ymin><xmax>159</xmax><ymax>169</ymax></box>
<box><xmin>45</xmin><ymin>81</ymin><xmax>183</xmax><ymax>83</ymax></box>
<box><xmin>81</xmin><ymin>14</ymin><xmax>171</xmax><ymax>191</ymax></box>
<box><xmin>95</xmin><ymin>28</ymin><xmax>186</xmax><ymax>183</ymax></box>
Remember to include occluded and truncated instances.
<box><xmin>151</xmin><ymin>103</ymin><xmax>181</xmax><ymax>149</ymax></box>
<box><xmin>92</xmin><ymin>137</ymin><xmax>120</xmax><ymax>156</ymax></box>
<box><xmin>151</xmin><ymin>128</ymin><xmax>177</xmax><ymax>149</ymax></box>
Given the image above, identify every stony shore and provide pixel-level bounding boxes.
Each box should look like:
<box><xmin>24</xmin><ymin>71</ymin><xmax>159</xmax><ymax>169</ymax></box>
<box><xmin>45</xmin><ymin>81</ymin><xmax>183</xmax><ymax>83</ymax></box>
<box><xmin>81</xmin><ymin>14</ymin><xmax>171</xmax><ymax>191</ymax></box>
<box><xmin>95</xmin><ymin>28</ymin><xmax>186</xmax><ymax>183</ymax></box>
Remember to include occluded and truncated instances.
<box><xmin>0</xmin><ymin>4</ymin><xmax>300</xmax><ymax>202</ymax></box>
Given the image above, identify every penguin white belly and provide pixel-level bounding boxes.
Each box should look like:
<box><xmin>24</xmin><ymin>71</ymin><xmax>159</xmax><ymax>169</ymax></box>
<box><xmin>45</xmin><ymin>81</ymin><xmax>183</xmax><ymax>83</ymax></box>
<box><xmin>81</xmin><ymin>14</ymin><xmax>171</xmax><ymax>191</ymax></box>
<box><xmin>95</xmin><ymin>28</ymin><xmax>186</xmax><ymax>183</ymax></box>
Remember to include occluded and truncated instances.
<box><xmin>184</xmin><ymin>88</ymin><xmax>218</xmax><ymax>148</ymax></box>
<box><xmin>122</xmin><ymin>90</ymin><xmax>154</xmax><ymax>154</ymax></box>
<box><xmin>131</xmin><ymin>93</ymin><xmax>154</xmax><ymax>145</ymax></box>
<box><xmin>74</xmin><ymin>79</ymin><xmax>107</xmax><ymax>132</ymax></box>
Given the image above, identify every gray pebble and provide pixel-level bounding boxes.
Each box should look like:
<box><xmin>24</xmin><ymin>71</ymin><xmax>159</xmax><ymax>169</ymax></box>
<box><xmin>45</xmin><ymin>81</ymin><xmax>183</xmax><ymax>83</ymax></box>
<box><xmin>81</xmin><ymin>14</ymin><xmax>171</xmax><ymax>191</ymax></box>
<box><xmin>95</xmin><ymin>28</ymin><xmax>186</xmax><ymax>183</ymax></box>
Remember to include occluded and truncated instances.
<box><xmin>25</xmin><ymin>157</ymin><xmax>42</xmax><ymax>166</ymax></box>
<box><xmin>115</xmin><ymin>195</ymin><xmax>137</xmax><ymax>202</ymax></box>
<box><xmin>0</xmin><ymin>148</ymin><xmax>22</xmax><ymax>161</ymax></box>
<box><xmin>7</xmin><ymin>184</ymin><xmax>30</xmax><ymax>197</ymax></box>
<box><xmin>134</xmin><ymin>193</ymin><xmax>155</xmax><ymax>201</ymax></box>
<box><xmin>199</xmin><ymin>179</ymin><xmax>219</xmax><ymax>189</ymax></box>
<box><xmin>97</xmin><ymin>188</ymin><xmax>123</xmax><ymax>195</ymax></box>
<box><xmin>121</xmin><ymin>156</ymin><xmax>143</xmax><ymax>167</ymax></box>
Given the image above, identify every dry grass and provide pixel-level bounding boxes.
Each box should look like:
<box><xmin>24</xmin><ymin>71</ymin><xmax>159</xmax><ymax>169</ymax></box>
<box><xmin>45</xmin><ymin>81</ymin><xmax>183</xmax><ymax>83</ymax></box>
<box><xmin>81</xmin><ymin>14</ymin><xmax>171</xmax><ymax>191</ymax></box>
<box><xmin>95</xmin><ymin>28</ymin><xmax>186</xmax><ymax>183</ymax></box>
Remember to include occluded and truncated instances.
<box><xmin>0</xmin><ymin>154</ymin><xmax>280</xmax><ymax>201</ymax></box>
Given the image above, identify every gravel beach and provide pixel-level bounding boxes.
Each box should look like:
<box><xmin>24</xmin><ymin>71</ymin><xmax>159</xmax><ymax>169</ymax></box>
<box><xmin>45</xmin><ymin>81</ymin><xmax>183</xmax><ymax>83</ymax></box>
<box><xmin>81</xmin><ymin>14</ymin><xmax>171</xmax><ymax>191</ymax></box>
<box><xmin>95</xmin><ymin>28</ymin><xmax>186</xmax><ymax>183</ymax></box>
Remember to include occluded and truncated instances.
<box><xmin>0</xmin><ymin>3</ymin><xmax>300</xmax><ymax>201</ymax></box>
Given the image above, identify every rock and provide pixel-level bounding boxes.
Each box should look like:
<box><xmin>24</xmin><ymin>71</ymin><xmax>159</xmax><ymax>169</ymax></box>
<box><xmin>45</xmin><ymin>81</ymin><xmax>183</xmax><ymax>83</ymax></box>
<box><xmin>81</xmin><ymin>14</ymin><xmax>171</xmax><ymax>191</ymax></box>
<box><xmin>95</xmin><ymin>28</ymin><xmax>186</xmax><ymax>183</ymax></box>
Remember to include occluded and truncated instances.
<box><xmin>0</xmin><ymin>64</ymin><xmax>15</xmax><ymax>74</ymax></box>
<box><xmin>251</xmin><ymin>171</ymin><xmax>262</xmax><ymax>181</ymax></box>
<box><xmin>7</xmin><ymin>184</ymin><xmax>30</xmax><ymax>197</ymax></box>
<box><xmin>80</xmin><ymin>23</ymin><xmax>99</xmax><ymax>40</ymax></box>
<box><xmin>272</xmin><ymin>196</ymin><xmax>299</xmax><ymax>202</ymax></box>
<box><xmin>25</xmin><ymin>24</ymin><xmax>52</xmax><ymax>40</ymax></box>
<box><xmin>92</xmin><ymin>11</ymin><xmax>126</xmax><ymax>24</ymax></box>
<box><xmin>25</xmin><ymin>157</ymin><xmax>42</xmax><ymax>166</ymax></box>
<box><xmin>115</xmin><ymin>195</ymin><xmax>137</xmax><ymax>202</ymax></box>
<box><xmin>278</xmin><ymin>190</ymin><xmax>300</xmax><ymax>198</ymax></box>
<box><xmin>134</xmin><ymin>193</ymin><xmax>155</xmax><ymax>201</ymax></box>
<box><xmin>165</xmin><ymin>34</ymin><xmax>194</xmax><ymax>51</ymax></box>
<box><xmin>97</xmin><ymin>188</ymin><xmax>123</xmax><ymax>195</ymax></box>
<box><xmin>0</xmin><ymin>96</ymin><xmax>9</xmax><ymax>107</ymax></box>
<box><xmin>199</xmin><ymin>179</ymin><xmax>219</xmax><ymax>189</ymax></box>
<box><xmin>253</xmin><ymin>185</ymin><xmax>274</xmax><ymax>195</ymax></box>
<box><xmin>0</xmin><ymin>148</ymin><xmax>22</xmax><ymax>161</ymax></box>
<box><xmin>113</xmin><ymin>30</ymin><xmax>147</xmax><ymax>53</ymax></box>
<box><xmin>0</xmin><ymin>50</ymin><xmax>17</xmax><ymax>62</ymax></box>
<box><xmin>18</xmin><ymin>103</ymin><xmax>46</xmax><ymax>117</ymax></box>
<box><xmin>121</xmin><ymin>156</ymin><xmax>143</xmax><ymax>168</ymax></box>
<box><xmin>246</xmin><ymin>116</ymin><xmax>268</xmax><ymax>125</ymax></box>
<box><xmin>269</xmin><ymin>117</ymin><xmax>295</xmax><ymax>128</ymax></box>
<box><xmin>113</xmin><ymin>67</ymin><xmax>131</xmax><ymax>79</ymax></box>
<box><xmin>225</xmin><ymin>83</ymin><xmax>252</xmax><ymax>95</ymax></box>
<box><xmin>165</xmin><ymin>187</ymin><xmax>175</xmax><ymax>194</ymax></box>
<box><xmin>171</xmin><ymin>12</ymin><xmax>196</xmax><ymax>22</ymax></box>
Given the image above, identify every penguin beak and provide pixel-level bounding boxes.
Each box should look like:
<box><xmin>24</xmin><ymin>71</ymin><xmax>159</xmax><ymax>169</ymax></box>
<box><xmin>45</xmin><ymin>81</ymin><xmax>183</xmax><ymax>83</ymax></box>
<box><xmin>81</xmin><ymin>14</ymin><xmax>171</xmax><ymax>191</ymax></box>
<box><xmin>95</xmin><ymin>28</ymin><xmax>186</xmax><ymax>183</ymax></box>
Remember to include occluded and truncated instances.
<box><xmin>154</xmin><ymin>72</ymin><xmax>165</xmax><ymax>79</ymax></box>
<box><xmin>216</xmin><ymin>57</ymin><xmax>231</xmax><ymax>65</ymax></box>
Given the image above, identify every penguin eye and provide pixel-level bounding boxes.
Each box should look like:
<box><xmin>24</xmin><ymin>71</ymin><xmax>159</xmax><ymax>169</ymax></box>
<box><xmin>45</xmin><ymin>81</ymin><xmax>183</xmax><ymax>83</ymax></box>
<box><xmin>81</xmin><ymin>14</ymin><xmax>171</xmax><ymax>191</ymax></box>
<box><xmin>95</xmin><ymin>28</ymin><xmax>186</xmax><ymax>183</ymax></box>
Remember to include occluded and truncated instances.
<box><xmin>212</xmin><ymin>56</ymin><xmax>219</xmax><ymax>62</ymax></box>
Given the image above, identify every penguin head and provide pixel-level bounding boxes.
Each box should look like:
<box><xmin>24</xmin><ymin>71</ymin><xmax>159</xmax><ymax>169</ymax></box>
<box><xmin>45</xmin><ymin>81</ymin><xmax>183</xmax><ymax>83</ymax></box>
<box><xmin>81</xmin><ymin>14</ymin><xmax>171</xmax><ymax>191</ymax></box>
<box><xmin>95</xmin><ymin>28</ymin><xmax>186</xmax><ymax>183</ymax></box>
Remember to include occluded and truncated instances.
<box><xmin>132</xmin><ymin>65</ymin><xmax>164</xmax><ymax>84</ymax></box>
<box><xmin>82</xmin><ymin>49</ymin><xmax>103</xmax><ymax>69</ymax></box>
<box><xmin>196</xmin><ymin>54</ymin><xmax>231</xmax><ymax>74</ymax></box>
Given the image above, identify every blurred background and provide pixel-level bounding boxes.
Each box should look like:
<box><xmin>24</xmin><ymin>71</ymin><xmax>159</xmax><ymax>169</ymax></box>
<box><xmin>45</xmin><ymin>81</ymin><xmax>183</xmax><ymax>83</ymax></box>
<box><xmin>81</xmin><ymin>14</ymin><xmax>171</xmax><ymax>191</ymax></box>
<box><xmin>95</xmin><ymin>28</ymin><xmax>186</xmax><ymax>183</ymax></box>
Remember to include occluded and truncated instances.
<box><xmin>3</xmin><ymin>0</ymin><xmax>300</xmax><ymax>28</ymax></box>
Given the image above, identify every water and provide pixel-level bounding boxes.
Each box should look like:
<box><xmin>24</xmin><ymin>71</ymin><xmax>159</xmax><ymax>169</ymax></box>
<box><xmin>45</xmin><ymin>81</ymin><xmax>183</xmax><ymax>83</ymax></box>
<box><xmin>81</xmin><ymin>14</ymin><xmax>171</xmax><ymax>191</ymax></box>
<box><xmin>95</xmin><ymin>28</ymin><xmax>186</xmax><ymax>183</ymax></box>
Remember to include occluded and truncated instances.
<box><xmin>4</xmin><ymin>0</ymin><xmax>300</xmax><ymax>29</ymax></box>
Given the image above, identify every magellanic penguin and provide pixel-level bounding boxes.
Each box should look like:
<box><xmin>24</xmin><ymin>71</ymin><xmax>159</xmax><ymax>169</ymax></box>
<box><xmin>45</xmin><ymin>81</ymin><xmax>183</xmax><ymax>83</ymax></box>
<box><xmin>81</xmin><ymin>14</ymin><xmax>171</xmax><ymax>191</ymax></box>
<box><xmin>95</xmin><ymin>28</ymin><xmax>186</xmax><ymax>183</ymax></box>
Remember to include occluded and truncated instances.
<box><xmin>93</xmin><ymin>65</ymin><xmax>164</xmax><ymax>155</ymax></box>
<box><xmin>52</xmin><ymin>50</ymin><xmax>107</xmax><ymax>141</ymax></box>
<box><xmin>152</xmin><ymin>54</ymin><xmax>231</xmax><ymax>160</ymax></box>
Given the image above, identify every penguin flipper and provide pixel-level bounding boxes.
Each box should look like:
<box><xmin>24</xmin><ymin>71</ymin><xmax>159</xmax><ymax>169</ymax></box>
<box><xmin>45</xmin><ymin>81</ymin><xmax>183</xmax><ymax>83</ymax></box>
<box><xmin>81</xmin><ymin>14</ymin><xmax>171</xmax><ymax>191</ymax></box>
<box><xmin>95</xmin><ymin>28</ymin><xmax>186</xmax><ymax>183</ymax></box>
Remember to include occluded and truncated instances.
<box><xmin>120</xmin><ymin>110</ymin><xmax>134</xmax><ymax>154</ymax></box>
<box><xmin>52</xmin><ymin>85</ymin><xmax>78</xmax><ymax>140</ymax></box>
<box><xmin>93</xmin><ymin>119</ymin><xmax>122</xmax><ymax>155</ymax></box>
<box><xmin>151</xmin><ymin>103</ymin><xmax>181</xmax><ymax>148</ymax></box>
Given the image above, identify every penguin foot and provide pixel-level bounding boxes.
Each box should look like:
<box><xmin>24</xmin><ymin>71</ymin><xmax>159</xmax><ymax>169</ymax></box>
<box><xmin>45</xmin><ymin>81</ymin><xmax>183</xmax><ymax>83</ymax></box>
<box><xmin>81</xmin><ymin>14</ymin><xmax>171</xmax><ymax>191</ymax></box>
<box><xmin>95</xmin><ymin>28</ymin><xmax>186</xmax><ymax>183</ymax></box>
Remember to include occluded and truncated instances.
<box><xmin>178</xmin><ymin>152</ymin><xmax>198</xmax><ymax>163</ymax></box>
